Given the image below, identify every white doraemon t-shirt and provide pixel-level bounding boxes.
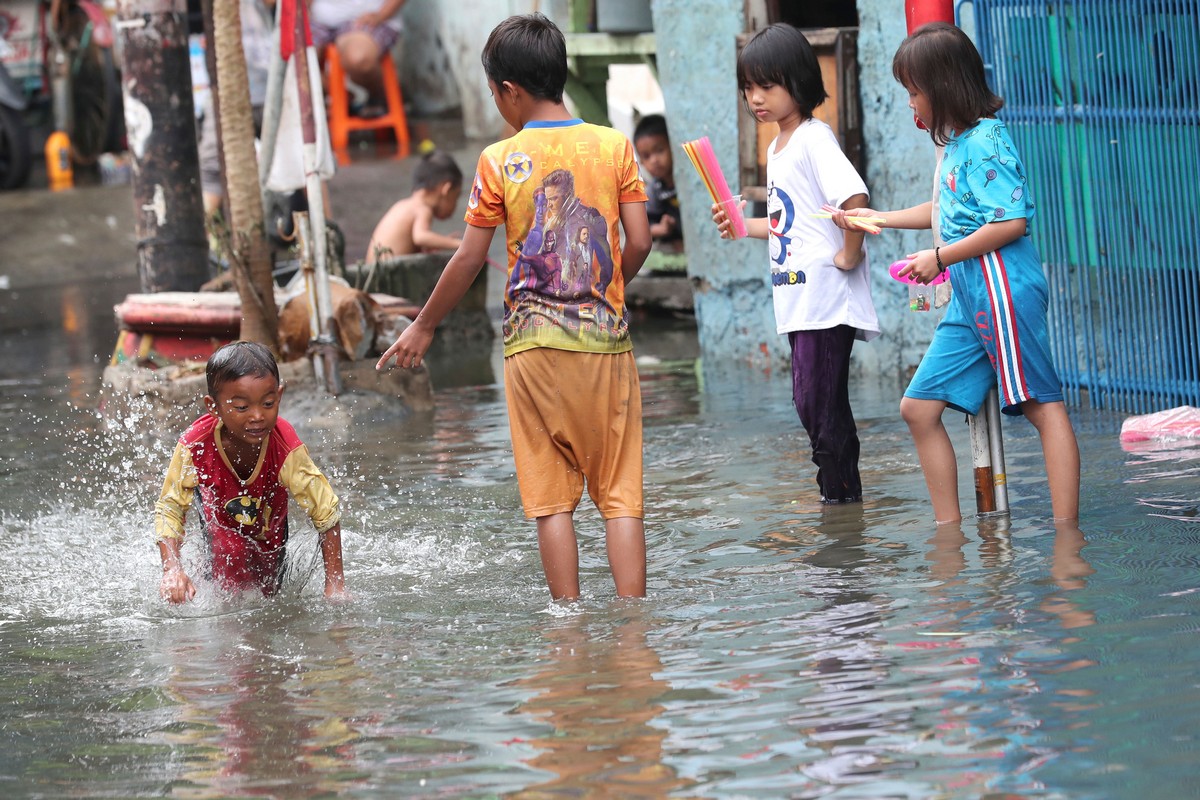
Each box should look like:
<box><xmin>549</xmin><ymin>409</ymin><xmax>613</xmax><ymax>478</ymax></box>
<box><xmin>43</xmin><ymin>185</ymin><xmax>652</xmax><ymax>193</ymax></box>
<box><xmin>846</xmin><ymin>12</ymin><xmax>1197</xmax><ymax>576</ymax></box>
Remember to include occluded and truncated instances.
<box><xmin>765</xmin><ymin>118</ymin><xmax>879</xmax><ymax>341</ymax></box>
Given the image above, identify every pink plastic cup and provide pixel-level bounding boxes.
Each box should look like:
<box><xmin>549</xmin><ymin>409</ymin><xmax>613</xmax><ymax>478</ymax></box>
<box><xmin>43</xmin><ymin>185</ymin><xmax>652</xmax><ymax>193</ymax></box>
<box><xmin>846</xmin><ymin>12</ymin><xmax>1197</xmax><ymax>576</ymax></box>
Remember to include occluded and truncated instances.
<box><xmin>718</xmin><ymin>195</ymin><xmax>747</xmax><ymax>240</ymax></box>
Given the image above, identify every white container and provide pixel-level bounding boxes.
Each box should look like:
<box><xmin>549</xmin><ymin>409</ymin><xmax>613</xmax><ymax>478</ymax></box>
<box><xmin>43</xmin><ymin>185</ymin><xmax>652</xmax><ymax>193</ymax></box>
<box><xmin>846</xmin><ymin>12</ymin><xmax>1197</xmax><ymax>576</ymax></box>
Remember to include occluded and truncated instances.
<box><xmin>596</xmin><ymin>0</ymin><xmax>653</xmax><ymax>33</ymax></box>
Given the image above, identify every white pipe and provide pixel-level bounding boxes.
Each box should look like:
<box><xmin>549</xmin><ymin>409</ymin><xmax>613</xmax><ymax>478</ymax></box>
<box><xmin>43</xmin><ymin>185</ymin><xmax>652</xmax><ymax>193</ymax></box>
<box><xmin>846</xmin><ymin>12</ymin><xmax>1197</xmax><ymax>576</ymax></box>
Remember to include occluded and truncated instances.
<box><xmin>984</xmin><ymin>388</ymin><xmax>1010</xmax><ymax>514</ymax></box>
<box><xmin>293</xmin><ymin>211</ymin><xmax>326</xmax><ymax>388</ymax></box>
<box><xmin>967</xmin><ymin>408</ymin><xmax>994</xmax><ymax>515</ymax></box>
<box><xmin>258</xmin><ymin>0</ymin><xmax>285</xmax><ymax>190</ymax></box>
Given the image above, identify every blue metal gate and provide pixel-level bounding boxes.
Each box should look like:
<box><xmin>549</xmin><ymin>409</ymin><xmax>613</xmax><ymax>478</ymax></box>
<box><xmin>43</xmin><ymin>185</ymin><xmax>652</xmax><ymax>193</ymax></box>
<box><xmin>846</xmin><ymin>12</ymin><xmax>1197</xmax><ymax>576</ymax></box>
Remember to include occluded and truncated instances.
<box><xmin>969</xmin><ymin>0</ymin><xmax>1200</xmax><ymax>413</ymax></box>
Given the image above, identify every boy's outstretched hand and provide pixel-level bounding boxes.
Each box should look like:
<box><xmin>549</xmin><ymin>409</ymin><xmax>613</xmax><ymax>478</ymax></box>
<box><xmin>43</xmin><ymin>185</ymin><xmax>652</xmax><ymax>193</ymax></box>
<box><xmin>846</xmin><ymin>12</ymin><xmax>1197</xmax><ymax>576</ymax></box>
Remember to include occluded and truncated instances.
<box><xmin>376</xmin><ymin>319</ymin><xmax>435</xmax><ymax>371</ymax></box>
<box><xmin>160</xmin><ymin>566</ymin><xmax>197</xmax><ymax>604</ymax></box>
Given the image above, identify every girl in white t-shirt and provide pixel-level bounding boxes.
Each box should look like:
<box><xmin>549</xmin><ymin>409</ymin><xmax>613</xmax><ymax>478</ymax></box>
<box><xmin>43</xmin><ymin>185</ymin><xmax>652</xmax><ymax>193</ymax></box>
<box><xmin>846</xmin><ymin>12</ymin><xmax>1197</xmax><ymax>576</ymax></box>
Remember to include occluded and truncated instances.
<box><xmin>714</xmin><ymin>23</ymin><xmax>880</xmax><ymax>504</ymax></box>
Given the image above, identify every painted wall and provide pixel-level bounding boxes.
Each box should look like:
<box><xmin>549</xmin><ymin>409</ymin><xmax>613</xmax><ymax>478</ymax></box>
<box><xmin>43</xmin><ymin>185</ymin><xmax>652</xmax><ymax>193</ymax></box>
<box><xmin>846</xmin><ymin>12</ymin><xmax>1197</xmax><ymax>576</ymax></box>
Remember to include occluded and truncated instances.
<box><xmin>650</xmin><ymin>0</ymin><xmax>777</xmax><ymax>365</ymax></box>
<box><xmin>397</xmin><ymin>0</ymin><xmax>460</xmax><ymax>117</ymax></box>
<box><xmin>854</xmin><ymin>0</ymin><xmax>951</xmax><ymax>379</ymax></box>
<box><xmin>401</xmin><ymin>0</ymin><xmax>568</xmax><ymax>140</ymax></box>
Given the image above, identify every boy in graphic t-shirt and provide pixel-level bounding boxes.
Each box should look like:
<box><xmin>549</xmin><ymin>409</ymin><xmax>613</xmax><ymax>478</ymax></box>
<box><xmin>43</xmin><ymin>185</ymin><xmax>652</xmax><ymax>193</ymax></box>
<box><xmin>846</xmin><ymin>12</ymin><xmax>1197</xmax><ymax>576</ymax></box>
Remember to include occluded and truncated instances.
<box><xmin>376</xmin><ymin>13</ymin><xmax>652</xmax><ymax>600</ymax></box>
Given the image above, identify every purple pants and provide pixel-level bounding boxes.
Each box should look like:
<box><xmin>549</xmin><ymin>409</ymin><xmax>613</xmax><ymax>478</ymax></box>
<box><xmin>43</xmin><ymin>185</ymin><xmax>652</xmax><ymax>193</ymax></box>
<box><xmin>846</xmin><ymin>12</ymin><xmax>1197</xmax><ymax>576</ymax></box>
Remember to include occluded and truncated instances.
<box><xmin>789</xmin><ymin>325</ymin><xmax>862</xmax><ymax>503</ymax></box>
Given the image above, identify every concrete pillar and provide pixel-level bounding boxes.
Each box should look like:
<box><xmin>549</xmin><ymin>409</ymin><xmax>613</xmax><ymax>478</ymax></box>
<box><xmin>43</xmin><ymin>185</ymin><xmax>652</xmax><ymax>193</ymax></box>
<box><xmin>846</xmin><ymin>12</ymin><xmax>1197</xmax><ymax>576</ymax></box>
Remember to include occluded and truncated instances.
<box><xmin>650</xmin><ymin>0</ymin><xmax>777</xmax><ymax>366</ymax></box>
<box><xmin>855</xmin><ymin>0</ymin><xmax>947</xmax><ymax>377</ymax></box>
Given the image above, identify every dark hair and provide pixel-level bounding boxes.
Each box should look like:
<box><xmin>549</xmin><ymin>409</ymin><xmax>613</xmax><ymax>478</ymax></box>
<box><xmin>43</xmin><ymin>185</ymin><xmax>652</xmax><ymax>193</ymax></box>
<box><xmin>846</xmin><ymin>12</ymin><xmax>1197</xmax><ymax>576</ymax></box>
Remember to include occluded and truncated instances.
<box><xmin>893</xmin><ymin>22</ymin><xmax>1003</xmax><ymax>146</ymax></box>
<box><xmin>633</xmin><ymin>114</ymin><xmax>669</xmax><ymax>144</ymax></box>
<box><xmin>206</xmin><ymin>341</ymin><xmax>279</xmax><ymax>396</ymax></box>
<box><xmin>481</xmin><ymin>13</ymin><xmax>567</xmax><ymax>103</ymax></box>
<box><xmin>737</xmin><ymin>24</ymin><xmax>828</xmax><ymax>119</ymax></box>
<box><xmin>413</xmin><ymin>150</ymin><xmax>463</xmax><ymax>192</ymax></box>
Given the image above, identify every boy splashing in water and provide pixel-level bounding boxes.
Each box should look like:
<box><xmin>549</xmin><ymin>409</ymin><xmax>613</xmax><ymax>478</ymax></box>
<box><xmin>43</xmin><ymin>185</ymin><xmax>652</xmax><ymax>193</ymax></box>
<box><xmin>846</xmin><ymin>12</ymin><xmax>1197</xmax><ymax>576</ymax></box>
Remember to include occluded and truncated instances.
<box><xmin>155</xmin><ymin>342</ymin><xmax>347</xmax><ymax>603</ymax></box>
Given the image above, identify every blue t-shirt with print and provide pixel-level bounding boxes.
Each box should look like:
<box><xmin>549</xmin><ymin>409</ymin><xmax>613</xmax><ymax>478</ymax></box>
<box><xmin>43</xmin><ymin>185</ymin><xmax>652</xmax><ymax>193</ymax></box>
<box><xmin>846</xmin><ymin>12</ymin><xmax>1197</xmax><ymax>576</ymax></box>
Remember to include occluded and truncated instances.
<box><xmin>939</xmin><ymin>118</ymin><xmax>1035</xmax><ymax>244</ymax></box>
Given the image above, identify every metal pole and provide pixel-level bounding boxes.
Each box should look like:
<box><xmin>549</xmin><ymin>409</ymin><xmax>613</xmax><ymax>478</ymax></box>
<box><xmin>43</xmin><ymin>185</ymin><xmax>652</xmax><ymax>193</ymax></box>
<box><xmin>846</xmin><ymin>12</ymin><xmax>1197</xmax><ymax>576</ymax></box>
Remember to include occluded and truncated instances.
<box><xmin>291</xmin><ymin>2</ymin><xmax>338</xmax><ymax>395</ymax></box>
<box><xmin>968</xmin><ymin>410</ymin><xmax>996</xmax><ymax>514</ymax></box>
<box><xmin>984</xmin><ymin>388</ymin><xmax>1010</xmax><ymax>514</ymax></box>
<box><xmin>293</xmin><ymin>211</ymin><xmax>323</xmax><ymax>382</ymax></box>
<box><xmin>293</xmin><ymin>211</ymin><xmax>331</xmax><ymax>390</ymax></box>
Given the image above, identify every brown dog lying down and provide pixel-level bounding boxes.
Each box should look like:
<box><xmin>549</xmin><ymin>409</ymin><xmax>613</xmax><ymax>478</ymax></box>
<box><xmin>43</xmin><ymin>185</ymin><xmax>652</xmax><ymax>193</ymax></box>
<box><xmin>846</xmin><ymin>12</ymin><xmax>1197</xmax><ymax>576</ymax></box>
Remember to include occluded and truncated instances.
<box><xmin>278</xmin><ymin>284</ymin><xmax>421</xmax><ymax>362</ymax></box>
<box><xmin>278</xmin><ymin>283</ymin><xmax>379</xmax><ymax>362</ymax></box>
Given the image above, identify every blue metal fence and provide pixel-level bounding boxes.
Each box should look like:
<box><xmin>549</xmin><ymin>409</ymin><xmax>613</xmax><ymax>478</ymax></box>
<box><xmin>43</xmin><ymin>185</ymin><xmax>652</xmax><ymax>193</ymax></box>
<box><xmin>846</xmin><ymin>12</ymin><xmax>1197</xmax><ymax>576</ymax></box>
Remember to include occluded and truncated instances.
<box><xmin>969</xmin><ymin>0</ymin><xmax>1200</xmax><ymax>413</ymax></box>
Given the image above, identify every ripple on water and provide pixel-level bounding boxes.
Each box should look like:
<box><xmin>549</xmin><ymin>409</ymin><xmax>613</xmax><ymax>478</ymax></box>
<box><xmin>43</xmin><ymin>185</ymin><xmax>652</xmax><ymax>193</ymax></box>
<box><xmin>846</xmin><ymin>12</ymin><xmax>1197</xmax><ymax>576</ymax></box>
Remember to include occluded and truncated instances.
<box><xmin>4</xmin><ymin>349</ymin><xmax>1200</xmax><ymax>797</ymax></box>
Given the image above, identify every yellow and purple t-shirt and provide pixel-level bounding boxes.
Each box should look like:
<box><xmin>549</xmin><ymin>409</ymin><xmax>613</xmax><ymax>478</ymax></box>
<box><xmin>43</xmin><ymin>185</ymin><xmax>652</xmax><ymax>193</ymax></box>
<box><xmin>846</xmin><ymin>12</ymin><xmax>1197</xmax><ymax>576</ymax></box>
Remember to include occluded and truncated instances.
<box><xmin>465</xmin><ymin>119</ymin><xmax>647</xmax><ymax>357</ymax></box>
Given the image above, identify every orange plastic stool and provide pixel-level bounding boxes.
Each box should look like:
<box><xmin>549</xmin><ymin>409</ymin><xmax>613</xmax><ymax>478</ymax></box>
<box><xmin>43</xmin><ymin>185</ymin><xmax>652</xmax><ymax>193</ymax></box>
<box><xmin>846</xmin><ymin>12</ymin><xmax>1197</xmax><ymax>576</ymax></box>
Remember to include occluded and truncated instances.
<box><xmin>324</xmin><ymin>44</ymin><xmax>411</xmax><ymax>164</ymax></box>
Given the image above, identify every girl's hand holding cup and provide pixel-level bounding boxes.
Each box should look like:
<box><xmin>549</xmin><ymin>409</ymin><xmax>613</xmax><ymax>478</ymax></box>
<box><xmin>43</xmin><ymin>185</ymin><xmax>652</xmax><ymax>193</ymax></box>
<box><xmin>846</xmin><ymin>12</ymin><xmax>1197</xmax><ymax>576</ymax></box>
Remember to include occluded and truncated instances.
<box><xmin>711</xmin><ymin>196</ymin><xmax>746</xmax><ymax>240</ymax></box>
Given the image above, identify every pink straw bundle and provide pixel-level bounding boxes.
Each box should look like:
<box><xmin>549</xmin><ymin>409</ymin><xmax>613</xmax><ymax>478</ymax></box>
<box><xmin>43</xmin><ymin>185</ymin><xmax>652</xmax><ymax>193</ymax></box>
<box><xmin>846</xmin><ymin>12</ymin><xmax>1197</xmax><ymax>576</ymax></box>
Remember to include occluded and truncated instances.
<box><xmin>682</xmin><ymin>136</ymin><xmax>747</xmax><ymax>239</ymax></box>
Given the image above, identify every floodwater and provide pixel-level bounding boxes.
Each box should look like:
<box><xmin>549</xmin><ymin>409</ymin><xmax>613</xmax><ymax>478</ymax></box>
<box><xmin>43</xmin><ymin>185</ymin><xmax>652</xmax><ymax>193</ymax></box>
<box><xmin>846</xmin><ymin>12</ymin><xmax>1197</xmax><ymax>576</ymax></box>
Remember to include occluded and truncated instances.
<box><xmin>2</xmin><ymin>276</ymin><xmax>1199</xmax><ymax>799</ymax></box>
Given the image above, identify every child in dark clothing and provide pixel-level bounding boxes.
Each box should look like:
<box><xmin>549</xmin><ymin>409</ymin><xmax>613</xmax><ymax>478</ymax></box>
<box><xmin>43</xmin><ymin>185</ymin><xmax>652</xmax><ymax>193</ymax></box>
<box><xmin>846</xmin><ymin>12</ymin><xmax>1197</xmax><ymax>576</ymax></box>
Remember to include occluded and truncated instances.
<box><xmin>633</xmin><ymin>114</ymin><xmax>682</xmax><ymax>243</ymax></box>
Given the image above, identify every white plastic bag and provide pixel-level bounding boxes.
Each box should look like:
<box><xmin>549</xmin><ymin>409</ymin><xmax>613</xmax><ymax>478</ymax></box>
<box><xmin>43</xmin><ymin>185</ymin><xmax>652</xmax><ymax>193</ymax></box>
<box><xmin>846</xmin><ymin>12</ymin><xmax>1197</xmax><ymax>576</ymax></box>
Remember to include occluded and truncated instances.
<box><xmin>266</xmin><ymin>47</ymin><xmax>335</xmax><ymax>192</ymax></box>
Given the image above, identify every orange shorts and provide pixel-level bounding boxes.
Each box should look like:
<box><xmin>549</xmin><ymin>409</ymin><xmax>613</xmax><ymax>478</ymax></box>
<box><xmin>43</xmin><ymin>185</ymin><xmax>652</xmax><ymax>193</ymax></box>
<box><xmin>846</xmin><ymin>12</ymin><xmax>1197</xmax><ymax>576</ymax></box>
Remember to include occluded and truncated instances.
<box><xmin>504</xmin><ymin>348</ymin><xmax>643</xmax><ymax>520</ymax></box>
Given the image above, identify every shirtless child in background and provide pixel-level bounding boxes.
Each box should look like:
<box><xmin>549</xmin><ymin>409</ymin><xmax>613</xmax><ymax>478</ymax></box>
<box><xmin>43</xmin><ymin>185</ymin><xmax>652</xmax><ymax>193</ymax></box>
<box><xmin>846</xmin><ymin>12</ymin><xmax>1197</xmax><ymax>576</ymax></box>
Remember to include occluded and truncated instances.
<box><xmin>366</xmin><ymin>151</ymin><xmax>464</xmax><ymax>262</ymax></box>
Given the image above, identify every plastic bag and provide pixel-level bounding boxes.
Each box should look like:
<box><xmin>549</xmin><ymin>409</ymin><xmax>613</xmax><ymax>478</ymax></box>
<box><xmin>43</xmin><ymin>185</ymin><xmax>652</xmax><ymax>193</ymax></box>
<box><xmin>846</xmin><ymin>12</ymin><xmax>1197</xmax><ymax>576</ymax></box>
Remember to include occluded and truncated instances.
<box><xmin>266</xmin><ymin>48</ymin><xmax>336</xmax><ymax>192</ymax></box>
<box><xmin>1119</xmin><ymin>406</ymin><xmax>1200</xmax><ymax>443</ymax></box>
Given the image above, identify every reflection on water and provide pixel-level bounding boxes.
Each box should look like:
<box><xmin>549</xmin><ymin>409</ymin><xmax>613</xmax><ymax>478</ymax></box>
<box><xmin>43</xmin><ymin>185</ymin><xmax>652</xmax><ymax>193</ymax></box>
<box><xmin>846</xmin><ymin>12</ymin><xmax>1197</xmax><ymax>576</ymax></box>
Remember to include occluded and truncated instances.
<box><xmin>157</xmin><ymin>613</ymin><xmax>368</xmax><ymax>798</ymax></box>
<box><xmin>1</xmin><ymin>289</ymin><xmax>1198</xmax><ymax>798</ymax></box>
<box><xmin>508</xmin><ymin>613</ymin><xmax>692</xmax><ymax>798</ymax></box>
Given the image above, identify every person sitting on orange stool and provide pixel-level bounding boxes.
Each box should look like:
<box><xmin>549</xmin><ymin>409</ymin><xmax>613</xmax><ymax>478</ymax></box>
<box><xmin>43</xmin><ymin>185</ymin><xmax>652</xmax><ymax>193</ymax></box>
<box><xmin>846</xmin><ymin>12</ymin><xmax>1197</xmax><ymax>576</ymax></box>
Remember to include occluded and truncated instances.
<box><xmin>311</xmin><ymin>0</ymin><xmax>407</xmax><ymax>116</ymax></box>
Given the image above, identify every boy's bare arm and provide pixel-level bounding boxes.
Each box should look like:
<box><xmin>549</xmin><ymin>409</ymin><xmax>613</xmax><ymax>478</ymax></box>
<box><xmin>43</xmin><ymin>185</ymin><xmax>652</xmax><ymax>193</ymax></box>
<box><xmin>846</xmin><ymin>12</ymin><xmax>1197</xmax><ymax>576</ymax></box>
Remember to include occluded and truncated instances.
<box><xmin>367</xmin><ymin>200</ymin><xmax>418</xmax><ymax>261</ymax></box>
<box><xmin>376</xmin><ymin>224</ymin><xmax>496</xmax><ymax>370</ymax></box>
<box><xmin>619</xmin><ymin>201</ymin><xmax>652</xmax><ymax>284</ymax></box>
<box><xmin>319</xmin><ymin>522</ymin><xmax>347</xmax><ymax>599</ymax></box>
<box><xmin>158</xmin><ymin>538</ymin><xmax>196</xmax><ymax>604</ymax></box>
<box><xmin>411</xmin><ymin>205</ymin><xmax>464</xmax><ymax>252</ymax></box>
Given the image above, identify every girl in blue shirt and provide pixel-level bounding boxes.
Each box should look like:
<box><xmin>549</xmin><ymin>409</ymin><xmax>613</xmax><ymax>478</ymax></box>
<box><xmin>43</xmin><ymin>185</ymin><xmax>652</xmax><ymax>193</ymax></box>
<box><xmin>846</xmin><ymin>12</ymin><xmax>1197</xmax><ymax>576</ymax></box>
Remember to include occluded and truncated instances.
<box><xmin>834</xmin><ymin>22</ymin><xmax>1080</xmax><ymax>525</ymax></box>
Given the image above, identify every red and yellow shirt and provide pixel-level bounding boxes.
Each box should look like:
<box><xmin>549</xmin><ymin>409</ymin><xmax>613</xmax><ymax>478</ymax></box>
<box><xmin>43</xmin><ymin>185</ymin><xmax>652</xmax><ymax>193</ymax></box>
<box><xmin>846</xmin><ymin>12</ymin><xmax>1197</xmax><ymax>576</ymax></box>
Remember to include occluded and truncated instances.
<box><xmin>154</xmin><ymin>414</ymin><xmax>339</xmax><ymax>592</ymax></box>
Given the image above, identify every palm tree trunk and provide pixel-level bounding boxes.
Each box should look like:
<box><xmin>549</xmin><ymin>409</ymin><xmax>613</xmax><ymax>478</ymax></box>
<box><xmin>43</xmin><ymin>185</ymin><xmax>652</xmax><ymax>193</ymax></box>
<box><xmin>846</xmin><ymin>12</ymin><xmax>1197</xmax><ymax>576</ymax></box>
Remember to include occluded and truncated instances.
<box><xmin>212</xmin><ymin>0</ymin><xmax>278</xmax><ymax>349</ymax></box>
